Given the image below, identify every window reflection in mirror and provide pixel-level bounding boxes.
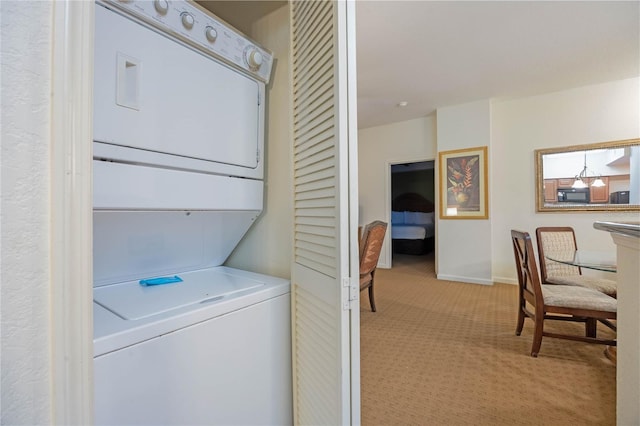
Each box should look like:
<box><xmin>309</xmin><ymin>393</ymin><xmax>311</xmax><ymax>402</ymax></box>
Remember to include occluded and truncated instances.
<box><xmin>535</xmin><ymin>138</ymin><xmax>640</xmax><ymax>212</ymax></box>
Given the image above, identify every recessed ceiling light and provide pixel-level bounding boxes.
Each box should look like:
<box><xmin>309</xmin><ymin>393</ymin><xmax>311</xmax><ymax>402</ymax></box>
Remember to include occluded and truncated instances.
<box><xmin>397</xmin><ymin>101</ymin><xmax>408</xmax><ymax>107</ymax></box>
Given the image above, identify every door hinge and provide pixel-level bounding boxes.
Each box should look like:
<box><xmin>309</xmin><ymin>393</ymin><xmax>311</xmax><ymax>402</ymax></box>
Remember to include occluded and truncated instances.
<box><xmin>342</xmin><ymin>277</ymin><xmax>358</xmax><ymax>310</ymax></box>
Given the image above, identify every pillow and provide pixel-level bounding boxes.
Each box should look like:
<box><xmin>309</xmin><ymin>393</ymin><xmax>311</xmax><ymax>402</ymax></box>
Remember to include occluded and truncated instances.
<box><xmin>405</xmin><ymin>211</ymin><xmax>433</xmax><ymax>225</ymax></box>
<box><xmin>425</xmin><ymin>211</ymin><xmax>435</xmax><ymax>224</ymax></box>
<box><xmin>403</xmin><ymin>211</ymin><xmax>419</xmax><ymax>224</ymax></box>
<box><xmin>391</xmin><ymin>211</ymin><xmax>404</xmax><ymax>224</ymax></box>
<box><xmin>403</xmin><ymin>211</ymin><xmax>414</xmax><ymax>224</ymax></box>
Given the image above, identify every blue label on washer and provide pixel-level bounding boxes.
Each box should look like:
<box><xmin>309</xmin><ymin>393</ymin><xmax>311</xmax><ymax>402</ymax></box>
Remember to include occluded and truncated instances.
<box><xmin>139</xmin><ymin>276</ymin><xmax>183</xmax><ymax>286</ymax></box>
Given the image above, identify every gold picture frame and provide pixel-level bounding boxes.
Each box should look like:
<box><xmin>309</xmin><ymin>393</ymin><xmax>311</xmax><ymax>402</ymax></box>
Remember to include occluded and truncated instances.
<box><xmin>535</xmin><ymin>138</ymin><xmax>640</xmax><ymax>212</ymax></box>
<box><xmin>439</xmin><ymin>146</ymin><xmax>489</xmax><ymax>219</ymax></box>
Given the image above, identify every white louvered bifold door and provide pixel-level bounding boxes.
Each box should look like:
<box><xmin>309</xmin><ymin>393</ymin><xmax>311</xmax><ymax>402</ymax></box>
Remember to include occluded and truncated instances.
<box><xmin>290</xmin><ymin>0</ymin><xmax>360</xmax><ymax>424</ymax></box>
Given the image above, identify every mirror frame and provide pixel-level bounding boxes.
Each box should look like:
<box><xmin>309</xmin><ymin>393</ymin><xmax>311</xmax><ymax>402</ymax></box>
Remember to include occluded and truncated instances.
<box><xmin>535</xmin><ymin>138</ymin><xmax>640</xmax><ymax>212</ymax></box>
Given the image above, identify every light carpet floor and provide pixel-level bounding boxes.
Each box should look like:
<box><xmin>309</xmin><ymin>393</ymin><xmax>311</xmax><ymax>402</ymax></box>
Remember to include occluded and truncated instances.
<box><xmin>360</xmin><ymin>252</ymin><xmax>616</xmax><ymax>425</ymax></box>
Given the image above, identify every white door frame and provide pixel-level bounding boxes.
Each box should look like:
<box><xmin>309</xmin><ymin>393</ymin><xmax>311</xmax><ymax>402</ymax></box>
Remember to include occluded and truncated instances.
<box><xmin>51</xmin><ymin>1</ymin><xmax>95</xmax><ymax>424</ymax></box>
<box><xmin>345</xmin><ymin>1</ymin><xmax>361</xmax><ymax>421</ymax></box>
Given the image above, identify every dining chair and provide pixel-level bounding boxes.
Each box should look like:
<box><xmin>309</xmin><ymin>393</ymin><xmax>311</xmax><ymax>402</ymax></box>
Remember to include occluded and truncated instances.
<box><xmin>511</xmin><ymin>230</ymin><xmax>617</xmax><ymax>357</ymax></box>
<box><xmin>535</xmin><ymin>226</ymin><xmax>617</xmax><ymax>298</ymax></box>
<box><xmin>360</xmin><ymin>221</ymin><xmax>387</xmax><ymax>312</ymax></box>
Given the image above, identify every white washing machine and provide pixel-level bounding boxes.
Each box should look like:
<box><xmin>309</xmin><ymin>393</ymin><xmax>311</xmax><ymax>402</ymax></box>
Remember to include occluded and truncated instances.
<box><xmin>92</xmin><ymin>1</ymin><xmax>291</xmax><ymax>424</ymax></box>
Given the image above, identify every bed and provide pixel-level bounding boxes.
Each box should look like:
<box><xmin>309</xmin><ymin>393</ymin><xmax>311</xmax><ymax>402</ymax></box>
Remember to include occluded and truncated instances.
<box><xmin>391</xmin><ymin>193</ymin><xmax>435</xmax><ymax>255</ymax></box>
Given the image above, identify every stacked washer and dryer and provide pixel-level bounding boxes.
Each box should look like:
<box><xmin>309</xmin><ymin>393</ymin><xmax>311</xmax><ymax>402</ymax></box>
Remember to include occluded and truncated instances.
<box><xmin>92</xmin><ymin>1</ymin><xmax>291</xmax><ymax>424</ymax></box>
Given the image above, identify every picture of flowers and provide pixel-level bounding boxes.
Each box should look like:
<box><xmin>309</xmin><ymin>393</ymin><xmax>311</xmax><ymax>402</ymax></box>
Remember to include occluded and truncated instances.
<box><xmin>439</xmin><ymin>146</ymin><xmax>488</xmax><ymax>219</ymax></box>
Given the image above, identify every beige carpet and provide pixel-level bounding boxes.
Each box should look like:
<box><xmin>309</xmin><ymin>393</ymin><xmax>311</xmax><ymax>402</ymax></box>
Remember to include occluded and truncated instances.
<box><xmin>360</xmin><ymin>253</ymin><xmax>616</xmax><ymax>425</ymax></box>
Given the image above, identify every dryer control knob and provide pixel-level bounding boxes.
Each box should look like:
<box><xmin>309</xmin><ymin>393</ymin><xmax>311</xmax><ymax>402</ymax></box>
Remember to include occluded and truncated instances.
<box><xmin>245</xmin><ymin>48</ymin><xmax>263</xmax><ymax>70</ymax></box>
<box><xmin>181</xmin><ymin>12</ymin><xmax>195</xmax><ymax>30</ymax></box>
<box><xmin>205</xmin><ymin>26</ymin><xmax>218</xmax><ymax>43</ymax></box>
<box><xmin>154</xmin><ymin>0</ymin><xmax>169</xmax><ymax>14</ymax></box>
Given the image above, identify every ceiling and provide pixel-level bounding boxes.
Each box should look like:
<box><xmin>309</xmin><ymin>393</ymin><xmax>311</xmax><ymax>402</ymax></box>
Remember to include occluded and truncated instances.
<box><xmin>356</xmin><ymin>1</ymin><xmax>639</xmax><ymax>129</ymax></box>
<box><xmin>201</xmin><ymin>1</ymin><xmax>639</xmax><ymax>130</ymax></box>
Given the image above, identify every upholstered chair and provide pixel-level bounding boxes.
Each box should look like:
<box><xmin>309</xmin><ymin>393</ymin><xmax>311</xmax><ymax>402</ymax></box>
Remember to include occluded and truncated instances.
<box><xmin>511</xmin><ymin>230</ymin><xmax>617</xmax><ymax>357</ymax></box>
<box><xmin>360</xmin><ymin>221</ymin><xmax>387</xmax><ymax>312</ymax></box>
<box><xmin>536</xmin><ymin>227</ymin><xmax>617</xmax><ymax>298</ymax></box>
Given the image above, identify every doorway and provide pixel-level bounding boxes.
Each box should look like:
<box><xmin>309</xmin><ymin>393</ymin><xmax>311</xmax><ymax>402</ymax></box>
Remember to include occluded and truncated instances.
<box><xmin>388</xmin><ymin>160</ymin><xmax>436</xmax><ymax>268</ymax></box>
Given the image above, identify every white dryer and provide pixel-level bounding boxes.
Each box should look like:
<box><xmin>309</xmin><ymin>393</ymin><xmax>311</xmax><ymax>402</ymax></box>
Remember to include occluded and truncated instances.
<box><xmin>92</xmin><ymin>1</ymin><xmax>291</xmax><ymax>424</ymax></box>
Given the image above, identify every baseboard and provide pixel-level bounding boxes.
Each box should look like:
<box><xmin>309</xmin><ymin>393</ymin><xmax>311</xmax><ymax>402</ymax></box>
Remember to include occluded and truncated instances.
<box><xmin>492</xmin><ymin>276</ymin><xmax>518</xmax><ymax>285</ymax></box>
<box><xmin>436</xmin><ymin>274</ymin><xmax>493</xmax><ymax>286</ymax></box>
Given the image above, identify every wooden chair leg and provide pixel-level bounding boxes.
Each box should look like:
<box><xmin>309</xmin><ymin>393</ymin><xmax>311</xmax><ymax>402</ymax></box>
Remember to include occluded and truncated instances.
<box><xmin>515</xmin><ymin>304</ymin><xmax>525</xmax><ymax>336</ymax></box>
<box><xmin>531</xmin><ymin>314</ymin><xmax>544</xmax><ymax>357</ymax></box>
<box><xmin>368</xmin><ymin>285</ymin><xmax>376</xmax><ymax>312</ymax></box>
<box><xmin>586</xmin><ymin>318</ymin><xmax>597</xmax><ymax>338</ymax></box>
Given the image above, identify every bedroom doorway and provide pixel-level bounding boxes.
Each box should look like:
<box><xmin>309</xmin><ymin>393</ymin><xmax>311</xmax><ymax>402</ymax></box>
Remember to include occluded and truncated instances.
<box><xmin>388</xmin><ymin>160</ymin><xmax>436</xmax><ymax>268</ymax></box>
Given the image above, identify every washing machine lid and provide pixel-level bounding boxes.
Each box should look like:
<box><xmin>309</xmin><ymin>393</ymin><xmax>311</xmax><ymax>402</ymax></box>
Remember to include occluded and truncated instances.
<box><xmin>94</xmin><ymin>268</ymin><xmax>265</xmax><ymax>321</ymax></box>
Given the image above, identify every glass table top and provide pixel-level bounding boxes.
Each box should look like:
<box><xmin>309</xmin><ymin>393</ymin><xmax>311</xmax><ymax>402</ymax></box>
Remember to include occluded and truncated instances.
<box><xmin>545</xmin><ymin>250</ymin><xmax>617</xmax><ymax>273</ymax></box>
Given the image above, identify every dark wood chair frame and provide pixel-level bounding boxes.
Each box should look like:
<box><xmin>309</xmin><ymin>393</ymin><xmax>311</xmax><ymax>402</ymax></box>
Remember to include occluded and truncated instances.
<box><xmin>511</xmin><ymin>230</ymin><xmax>616</xmax><ymax>357</ymax></box>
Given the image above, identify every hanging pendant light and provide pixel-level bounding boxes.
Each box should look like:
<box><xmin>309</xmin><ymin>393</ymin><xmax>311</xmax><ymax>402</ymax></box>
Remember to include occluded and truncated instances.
<box><xmin>572</xmin><ymin>152</ymin><xmax>589</xmax><ymax>188</ymax></box>
<box><xmin>571</xmin><ymin>177</ymin><xmax>588</xmax><ymax>189</ymax></box>
<box><xmin>591</xmin><ymin>176</ymin><xmax>606</xmax><ymax>187</ymax></box>
<box><xmin>571</xmin><ymin>151</ymin><xmax>603</xmax><ymax>188</ymax></box>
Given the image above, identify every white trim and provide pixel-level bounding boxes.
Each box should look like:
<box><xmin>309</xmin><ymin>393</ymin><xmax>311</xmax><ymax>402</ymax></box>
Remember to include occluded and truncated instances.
<box><xmin>336</xmin><ymin>1</ymin><xmax>355</xmax><ymax>423</ymax></box>
<box><xmin>344</xmin><ymin>1</ymin><xmax>361</xmax><ymax>423</ymax></box>
<box><xmin>51</xmin><ymin>2</ymin><xmax>95</xmax><ymax>424</ymax></box>
<box><xmin>436</xmin><ymin>274</ymin><xmax>494</xmax><ymax>286</ymax></box>
<box><xmin>492</xmin><ymin>276</ymin><xmax>518</xmax><ymax>286</ymax></box>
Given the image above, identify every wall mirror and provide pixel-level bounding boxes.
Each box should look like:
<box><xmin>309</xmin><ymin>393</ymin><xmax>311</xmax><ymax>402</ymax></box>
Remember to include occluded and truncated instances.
<box><xmin>535</xmin><ymin>138</ymin><xmax>640</xmax><ymax>212</ymax></box>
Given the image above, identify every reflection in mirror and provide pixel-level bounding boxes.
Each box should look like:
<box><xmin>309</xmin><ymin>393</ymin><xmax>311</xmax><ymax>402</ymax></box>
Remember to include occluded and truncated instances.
<box><xmin>535</xmin><ymin>138</ymin><xmax>640</xmax><ymax>212</ymax></box>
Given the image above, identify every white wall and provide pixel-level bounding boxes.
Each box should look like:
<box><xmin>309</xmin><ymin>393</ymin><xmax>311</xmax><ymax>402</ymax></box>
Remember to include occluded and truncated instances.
<box><xmin>225</xmin><ymin>5</ymin><xmax>293</xmax><ymax>279</ymax></box>
<box><xmin>359</xmin><ymin>78</ymin><xmax>639</xmax><ymax>285</ymax></box>
<box><xmin>492</xmin><ymin>77</ymin><xmax>640</xmax><ymax>284</ymax></box>
<box><xmin>436</xmin><ymin>100</ymin><xmax>493</xmax><ymax>284</ymax></box>
<box><xmin>1</xmin><ymin>2</ymin><xmax>54</xmax><ymax>424</ymax></box>
<box><xmin>358</xmin><ymin>116</ymin><xmax>437</xmax><ymax>268</ymax></box>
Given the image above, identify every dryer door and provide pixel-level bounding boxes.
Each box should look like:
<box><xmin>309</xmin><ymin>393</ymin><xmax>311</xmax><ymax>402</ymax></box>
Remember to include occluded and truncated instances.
<box><xmin>94</xmin><ymin>4</ymin><xmax>261</xmax><ymax>174</ymax></box>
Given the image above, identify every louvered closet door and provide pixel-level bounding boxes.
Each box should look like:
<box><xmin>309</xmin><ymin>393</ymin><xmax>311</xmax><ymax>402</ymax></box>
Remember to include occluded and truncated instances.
<box><xmin>290</xmin><ymin>0</ymin><xmax>360</xmax><ymax>424</ymax></box>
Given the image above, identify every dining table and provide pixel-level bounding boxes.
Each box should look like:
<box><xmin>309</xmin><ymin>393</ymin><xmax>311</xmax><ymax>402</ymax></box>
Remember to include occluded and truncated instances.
<box><xmin>544</xmin><ymin>249</ymin><xmax>617</xmax><ymax>273</ymax></box>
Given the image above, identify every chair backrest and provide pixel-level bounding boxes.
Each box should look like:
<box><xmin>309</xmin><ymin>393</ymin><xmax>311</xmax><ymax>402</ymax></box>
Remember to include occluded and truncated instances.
<box><xmin>535</xmin><ymin>226</ymin><xmax>581</xmax><ymax>282</ymax></box>
<box><xmin>360</xmin><ymin>221</ymin><xmax>387</xmax><ymax>276</ymax></box>
<box><xmin>511</xmin><ymin>230</ymin><xmax>544</xmax><ymax>307</ymax></box>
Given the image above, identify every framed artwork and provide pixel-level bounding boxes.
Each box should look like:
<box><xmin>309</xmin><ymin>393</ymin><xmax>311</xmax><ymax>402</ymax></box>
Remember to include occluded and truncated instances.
<box><xmin>439</xmin><ymin>146</ymin><xmax>488</xmax><ymax>219</ymax></box>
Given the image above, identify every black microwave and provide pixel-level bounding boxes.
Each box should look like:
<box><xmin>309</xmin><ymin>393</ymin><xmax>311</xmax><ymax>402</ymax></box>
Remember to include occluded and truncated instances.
<box><xmin>557</xmin><ymin>188</ymin><xmax>590</xmax><ymax>203</ymax></box>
